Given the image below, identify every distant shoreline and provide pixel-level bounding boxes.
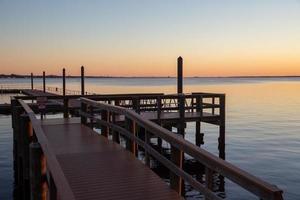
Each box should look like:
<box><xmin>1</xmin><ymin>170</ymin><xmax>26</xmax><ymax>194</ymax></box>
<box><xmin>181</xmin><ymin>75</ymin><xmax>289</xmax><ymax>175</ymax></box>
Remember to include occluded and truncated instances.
<box><xmin>1</xmin><ymin>74</ymin><xmax>300</xmax><ymax>79</ymax></box>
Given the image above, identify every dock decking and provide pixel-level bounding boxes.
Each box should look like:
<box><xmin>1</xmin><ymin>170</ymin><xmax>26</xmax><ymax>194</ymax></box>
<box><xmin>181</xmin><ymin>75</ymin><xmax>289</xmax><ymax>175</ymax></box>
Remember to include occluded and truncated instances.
<box><xmin>41</xmin><ymin>118</ymin><xmax>181</xmax><ymax>200</ymax></box>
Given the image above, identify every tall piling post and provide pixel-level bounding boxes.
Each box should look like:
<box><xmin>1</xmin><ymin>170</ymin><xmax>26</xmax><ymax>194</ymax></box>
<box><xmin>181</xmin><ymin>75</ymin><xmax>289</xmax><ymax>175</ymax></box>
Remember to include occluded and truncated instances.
<box><xmin>176</xmin><ymin>57</ymin><xmax>185</xmax><ymax>196</ymax></box>
<box><xmin>63</xmin><ymin>68</ymin><xmax>68</xmax><ymax>118</ymax></box>
<box><xmin>31</xmin><ymin>73</ymin><xmax>34</xmax><ymax>90</ymax></box>
<box><xmin>43</xmin><ymin>71</ymin><xmax>46</xmax><ymax>93</ymax></box>
<box><xmin>20</xmin><ymin>115</ymin><xmax>32</xmax><ymax>199</ymax></box>
<box><xmin>177</xmin><ymin>56</ymin><xmax>183</xmax><ymax>94</ymax></box>
<box><xmin>218</xmin><ymin>95</ymin><xmax>226</xmax><ymax>160</ymax></box>
<box><xmin>29</xmin><ymin>143</ymin><xmax>43</xmax><ymax>200</ymax></box>
<box><xmin>62</xmin><ymin>68</ymin><xmax>66</xmax><ymax>96</ymax></box>
<box><xmin>81</xmin><ymin>66</ymin><xmax>85</xmax><ymax>96</ymax></box>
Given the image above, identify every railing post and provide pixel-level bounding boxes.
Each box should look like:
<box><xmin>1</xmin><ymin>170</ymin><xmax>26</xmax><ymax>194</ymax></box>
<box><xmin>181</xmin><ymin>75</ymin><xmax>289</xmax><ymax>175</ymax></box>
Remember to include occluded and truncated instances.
<box><xmin>101</xmin><ymin>110</ymin><xmax>109</xmax><ymax>137</ymax></box>
<box><xmin>89</xmin><ymin>106</ymin><xmax>94</xmax><ymax>129</ymax></box>
<box><xmin>144</xmin><ymin>130</ymin><xmax>150</xmax><ymax>167</ymax></box>
<box><xmin>195</xmin><ymin>95</ymin><xmax>204</xmax><ymax>146</ymax></box>
<box><xmin>178</xmin><ymin>94</ymin><xmax>185</xmax><ymax>136</ymax></box>
<box><xmin>81</xmin><ymin>102</ymin><xmax>87</xmax><ymax>125</ymax></box>
<box><xmin>132</xmin><ymin>97</ymin><xmax>140</xmax><ymax>113</ymax></box>
<box><xmin>125</xmin><ymin>117</ymin><xmax>137</xmax><ymax>156</ymax></box>
<box><xmin>170</xmin><ymin>145</ymin><xmax>183</xmax><ymax>196</ymax></box>
<box><xmin>218</xmin><ymin>95</ymin><xmax>226</xmax><ymax>160</ymax></box>
<box><xmin>157</xmin><ymin>96</ymin><xmax>162</xmax><ymax>120</ymax></box>
<box><xmin>112</xmin><ymin>112</ymin><xmax>120</xmax><ymax>143</ymax></box>
<box><xmin>29</xmin><ymin>142</ymin><xmax>43</xmax><ymax>200</ymax></box>
<box><xmin>63</xmin><ymin>98</ymin><xmax>69</xmax><ymax>118</ymax></box>
<box><xmin>81</xmin><ymin>66</ymin><xmax>85</xmax><ymax>96</ymax></box>
<box><xmin>43</xmin><ymin>71</ymin><xmax>46</xmax><ymax>93</ymax></box>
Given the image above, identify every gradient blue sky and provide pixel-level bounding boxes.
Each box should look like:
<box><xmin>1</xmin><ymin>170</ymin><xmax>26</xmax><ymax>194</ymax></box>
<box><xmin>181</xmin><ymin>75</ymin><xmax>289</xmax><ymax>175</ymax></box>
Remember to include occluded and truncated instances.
<box><xmin>1</xmin><ymin>0</ymin><xmax>300</xmax><ymax>76</ymax></box>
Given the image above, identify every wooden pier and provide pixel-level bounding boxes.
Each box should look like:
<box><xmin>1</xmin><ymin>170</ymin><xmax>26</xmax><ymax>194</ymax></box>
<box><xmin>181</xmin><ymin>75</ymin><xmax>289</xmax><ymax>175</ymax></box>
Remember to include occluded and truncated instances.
<box><xmin>11</xmin><ymin>93</ymin><xmax>283</xmax><ymax>200</ymax></box>
<box><xmin>4</xmin><ymin>60</ymin><xmax>283</xmax><ymax>199</ymax></box>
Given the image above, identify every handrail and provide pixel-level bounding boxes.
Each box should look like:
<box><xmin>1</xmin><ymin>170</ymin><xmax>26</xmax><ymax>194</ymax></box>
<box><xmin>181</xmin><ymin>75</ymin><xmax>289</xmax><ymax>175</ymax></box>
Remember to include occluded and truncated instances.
<box><xmin>18</xmin><ymin>99</ymin><xmax>76</xmax><ymax>200</ymax></box>
<box><xmin>80</xmin><ymin>97</ymin><xmax>283</xmax><ymax>200</ymax></box>
<box><xmin>14</xmin><ymin>93</ymin><xmax>222</xmax><ymax>114</ymax></box>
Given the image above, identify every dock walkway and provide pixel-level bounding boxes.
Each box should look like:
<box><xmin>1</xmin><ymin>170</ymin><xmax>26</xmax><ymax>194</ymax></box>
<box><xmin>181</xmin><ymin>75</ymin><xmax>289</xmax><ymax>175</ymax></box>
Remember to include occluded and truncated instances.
<box><xmin>40</xmin><ymin>118</ymin><xmax>181</xmax><ymax>200</ymax></box>
<box><xmin>11</xmin><ymin>94</ymin><xmax>283</xmax><ymax>200</ymax></box>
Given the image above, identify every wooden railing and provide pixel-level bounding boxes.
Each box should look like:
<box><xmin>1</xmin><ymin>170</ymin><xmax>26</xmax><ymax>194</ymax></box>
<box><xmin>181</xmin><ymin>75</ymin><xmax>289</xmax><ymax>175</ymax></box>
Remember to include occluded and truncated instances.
<box><xmin>12</xmin><ymin>98</ymin><xmax>75</xmax><ymax>199</ymax></box>
<box><xmin>15</xmin><ymin>93</ymin><xmax>224</xmax><ymax>121</ymax></box>
<box><xmin>79</xmin><ymin>97</ymin><xmax>283</xmax><ymax>200</ymax></box>
<box><xmin>0</xmin><ymin>84</ymin><xmax>31</xmax><ymax>90</ymax></box>
<box><xmin>34</xmin><ymin>86</ymin><xmax>96</xmax><ymax>96</ymax></box>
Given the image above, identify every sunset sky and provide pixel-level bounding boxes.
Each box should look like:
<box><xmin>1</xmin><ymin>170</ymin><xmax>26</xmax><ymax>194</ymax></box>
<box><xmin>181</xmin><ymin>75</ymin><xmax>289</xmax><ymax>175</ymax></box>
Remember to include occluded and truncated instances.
<box><xmin>0</xmin><ymin>0</ymin><xmax>300</xmax><ymax>76</ymax></box>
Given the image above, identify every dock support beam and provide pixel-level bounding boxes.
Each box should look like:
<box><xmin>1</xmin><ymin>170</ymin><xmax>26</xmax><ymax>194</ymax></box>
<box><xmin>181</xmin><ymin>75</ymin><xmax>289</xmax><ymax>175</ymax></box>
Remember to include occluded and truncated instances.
<box><xmin>81</xmin><ymin>66</ymin><xmax>85</xmax><ymax>96</ymax></box>
<box><xmin>31</xmin><ymin>73</ymin><xmax>33</xmax><ymax>90</ymax></box>
<box><xmin>29</xmin><ymin>142</ymin><xmax>43</xmax><ymax>200</ymax></box>
<box><xmin>20</xmin><ymin>115</ymin><xmax>32</xmax><ymax>199</ymax></box>
<box><xmin>177</xmin><ymin>56</ymin><xmax>183</xmax><ymax>94</ymax></box>
<box><xmin>43</xmin><ymin>71</ymin><xmax>46</xmax><ymax>93</ymax></box>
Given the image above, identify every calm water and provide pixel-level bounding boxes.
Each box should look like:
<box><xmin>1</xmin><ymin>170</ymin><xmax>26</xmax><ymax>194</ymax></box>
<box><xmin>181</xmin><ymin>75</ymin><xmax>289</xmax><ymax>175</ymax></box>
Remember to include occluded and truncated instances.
<box><xmin>1</xmin><ymin>77</ymin><xmax>300</xmax><ymax>199</ymax></box>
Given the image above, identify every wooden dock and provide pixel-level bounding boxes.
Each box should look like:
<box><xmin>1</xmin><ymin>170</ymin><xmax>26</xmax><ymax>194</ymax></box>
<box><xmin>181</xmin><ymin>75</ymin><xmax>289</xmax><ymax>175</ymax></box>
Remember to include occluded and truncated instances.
<box><xmin>11</xmin><ymin>95</ymin><xmax>283</xmax><ymax>200</ymax></box>
<box><xmin>41</xmin><ymin>118</ymin><xmax>180</xmax><ymax>200</ymax></box>
<box><xmin>4</xmin><ymin>61</ymin><xmax>283</xmax><ymax>199</ymax></box>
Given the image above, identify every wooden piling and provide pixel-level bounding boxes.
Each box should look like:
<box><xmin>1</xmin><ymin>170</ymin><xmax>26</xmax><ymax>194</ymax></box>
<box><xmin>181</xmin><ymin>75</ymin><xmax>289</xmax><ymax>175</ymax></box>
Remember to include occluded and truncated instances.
<box><xmin>62</xmin><ymin>68</ymin><xmax>66</xmax><ymax>96</ymax></box>
<box><xmin>31</xmin><ymin>73</ymin><xmax>33</xmax><ymax>90</ymax></box>
<box><xmin>205</xmin><ymin>167</ymin><xmax>214</xmax><ymax>200</ymax></box>
<box><xmin>29</xmin><ymin>142</ymin><xmax>43</xmax><ymax>200</ymax></box>
<box><xmin>195</xmin><ymin>96</ymin><xmax>204</xmax><ymax>146</ymax></box>
<box><xmin>218</xmin><ymin>95</ymin><xmax>226</xmax><ymax>160</ymax></box>
<box><xmin>177</xmin><ymin>56</ymin><xmax>183</xmax><ymax>94</ymax></box>
<box><xmin>20</xmin><ymin>115</ymin><xmax>31</xmax><ymax>199</ymax></box>
<box><xmin>43</xmin><ymin>71</ymin><xmax>45</xmax><ymax>93</ymax></box>
<box><xmin>195</xmin><ymin>121</ymin><xmax>204</xmax><ymax>146</ymax></box>
<box><xmin>62</xmin><ymin>68</ymin><xmax>68</xmax><ymax>118</ymax></box>
<box><xmin>177</xmin><ymin>93</ymin><xmax>186</xmax><ymax>196</ymax></box>
<box><xmin>81</xmin><ymin>66</ymin><xmax>85</xmax><ymax>96</ymax></box>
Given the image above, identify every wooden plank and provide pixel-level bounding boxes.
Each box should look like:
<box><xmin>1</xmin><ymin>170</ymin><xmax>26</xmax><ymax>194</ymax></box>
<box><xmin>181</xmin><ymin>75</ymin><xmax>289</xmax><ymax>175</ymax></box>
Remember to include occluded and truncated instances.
<box><xmin>41</xmin><ymin>118</ymin><xmax>181</xmax><ymax>200</ymax></box>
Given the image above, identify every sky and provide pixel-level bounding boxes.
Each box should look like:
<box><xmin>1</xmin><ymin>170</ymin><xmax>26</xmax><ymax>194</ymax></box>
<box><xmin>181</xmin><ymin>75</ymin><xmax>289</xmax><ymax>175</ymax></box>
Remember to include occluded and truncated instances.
<box><xmin>0</xmin><ymin>0</ymin><xmax>300</xmax><ymax>77</ymax></box>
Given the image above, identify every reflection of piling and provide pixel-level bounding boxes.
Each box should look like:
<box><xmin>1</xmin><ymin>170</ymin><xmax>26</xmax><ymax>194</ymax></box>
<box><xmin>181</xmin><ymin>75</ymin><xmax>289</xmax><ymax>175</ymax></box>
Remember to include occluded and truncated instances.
<box><xmin>81</xmin><ymin>66</ymin><xmax>85</xmax><ymax>96</ymax></box>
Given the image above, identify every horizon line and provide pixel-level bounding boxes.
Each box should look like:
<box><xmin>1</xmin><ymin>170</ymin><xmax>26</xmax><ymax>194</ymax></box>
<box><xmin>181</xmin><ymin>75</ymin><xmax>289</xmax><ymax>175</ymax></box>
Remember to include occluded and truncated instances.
<box><xmin>1</xmin><ymin>74</ymin><xmax>300</xmax><ymax>79</ymax></box>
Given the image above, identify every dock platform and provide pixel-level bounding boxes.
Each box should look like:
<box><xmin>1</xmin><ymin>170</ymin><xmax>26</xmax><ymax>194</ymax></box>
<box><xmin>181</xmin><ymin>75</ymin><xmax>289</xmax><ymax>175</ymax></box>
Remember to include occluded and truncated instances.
<box><xmin>11</xmin><ymin>97</ymin><xmax>283</xmax><ymax>200</ymax></box>
<box><xmin>41</xmin><ymin>118</ymin><xmax>180</xmax><ymax>200</ymax></box>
